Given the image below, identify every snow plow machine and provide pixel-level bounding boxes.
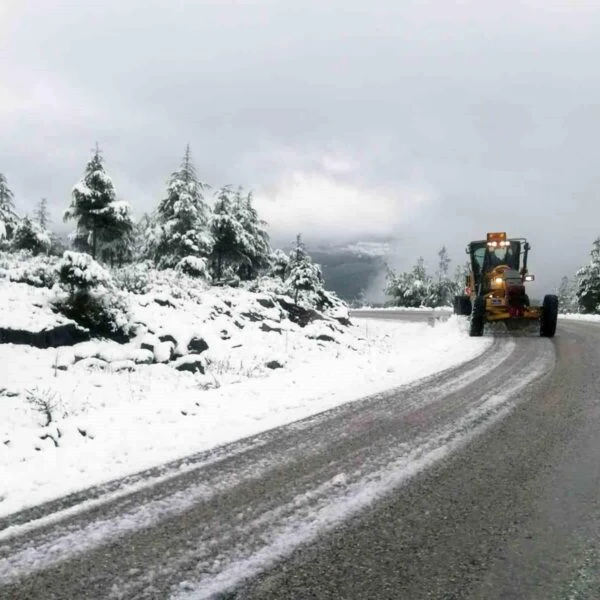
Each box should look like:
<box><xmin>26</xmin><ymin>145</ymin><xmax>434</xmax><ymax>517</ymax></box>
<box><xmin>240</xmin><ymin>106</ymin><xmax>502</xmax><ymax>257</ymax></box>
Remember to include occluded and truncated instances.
<box><xmin>453</xmin><ymin>232</ymin><xmax>558</xmax><ymax>337</ymax></box>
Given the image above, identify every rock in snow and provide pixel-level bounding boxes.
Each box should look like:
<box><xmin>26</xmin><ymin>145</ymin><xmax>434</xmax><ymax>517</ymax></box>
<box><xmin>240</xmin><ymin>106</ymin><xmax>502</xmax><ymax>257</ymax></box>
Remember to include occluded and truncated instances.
<box><xmin>260</xmin><ymin>321</ymin><xmax>283</xmax><ymax>334</ymax></box>
<box><xmin>265</xmin><ymin>359</ymin><xmax>284</xmax><ymax>369</ymax></box>
<box><xmin>110</xmin><ymin>360</ymin><xmax>136</xmax><ymax>373</ymax></box>
<box><xmin>129</xmin><ymin>349</ymin><xmax>154</xmax><ymax>365</ymax></box>
<box><xmin>187</xmin><ymin>336</ymin><xmax>209</xmax><ymax>354</ymax></box>
<box><xmin>173</xmin><ymin>355</ymin><xmax>206</xmax><ymax>374</ymax></box>
<box><xmin>0</xmin><ymin>324</ymin><xmax>89</xmax><ymax>349</ymax></box>
<box><xmin>73</xmin><ymin>357</ymin><xmax>109</xmax><ymax>371</ymax></box>
<box><xmin>140</xmin><ymin>334</ymin><xmax>160</xmax><ymax>352</ymax></box>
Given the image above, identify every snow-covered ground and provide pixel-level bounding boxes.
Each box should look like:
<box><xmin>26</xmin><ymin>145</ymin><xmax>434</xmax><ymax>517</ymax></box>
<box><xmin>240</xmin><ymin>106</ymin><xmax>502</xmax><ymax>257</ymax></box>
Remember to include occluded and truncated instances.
<box><xmin>0</xmin><ymin>275</ymin><xmax>490</xmax><ymax>519</ymax></box>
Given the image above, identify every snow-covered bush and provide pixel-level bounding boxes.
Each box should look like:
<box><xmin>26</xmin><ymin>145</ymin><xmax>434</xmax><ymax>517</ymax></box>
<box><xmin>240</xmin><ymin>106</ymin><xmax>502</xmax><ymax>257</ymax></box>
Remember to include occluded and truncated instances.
<box><xmin>9</xmin><ymin>257</ymin><xmax>58</xmax><ymax>288</ymax></box>
<box><xmin>0</xmin><ymin>249</ymin><xmax>31</xmax><ymax>270</ymax></box>
<box><xmin>220</xmin><ymin>264</ymin><xmax>241</xmax><ymax>287</ymax></box>
<box><xmin>57</xmin><ymin>251</ymin><xmax>112</xmax><ymax>291</ymax></box>
<box><xmin>112</xmin><ymin>262</ymin><xmax>152</xmax><ymax>294</ymax></box>
<box><xmin>176</xmin><ymin>255</ymin><xmax>211</xmax><ymax>280</ymax></box>
<box><xmin>53</xmin><ymin>252</ymin><xmax>133</xmax><ymax>340</ymax></box>
<box><xmin>0</xmin><ymin>250</ymin><xmax>58</xmax><ymax>287</ymax></box>
<box><xmin>113</xmin><ymin>263</ymin><xmax>210</xmax><ymax>301</ymax></box>
<box><xmin>247</xmin><ymin>275</ymin><xmax>288</xmax><ymax>296</ymax></box>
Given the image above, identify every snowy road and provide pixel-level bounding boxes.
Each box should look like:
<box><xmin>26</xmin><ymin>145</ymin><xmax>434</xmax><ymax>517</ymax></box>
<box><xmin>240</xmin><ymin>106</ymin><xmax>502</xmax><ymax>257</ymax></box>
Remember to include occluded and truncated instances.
<box><xmin>0</xmin><ymin>314</ymin><xmax>574</xmax><ymax>599</ymax></box>
<box><xmin>351</xmin><ymin>308</ymin><xmax>452</xmax><ymax>323</ymax></box>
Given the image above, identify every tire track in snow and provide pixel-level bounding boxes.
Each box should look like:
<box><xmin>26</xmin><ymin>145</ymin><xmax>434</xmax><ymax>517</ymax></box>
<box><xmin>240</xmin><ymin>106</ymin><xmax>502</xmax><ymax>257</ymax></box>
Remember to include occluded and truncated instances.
<box><xmin>0</xmin><ymin>337</ymin><xmax>554</xmax><ymax>600</ymax></box>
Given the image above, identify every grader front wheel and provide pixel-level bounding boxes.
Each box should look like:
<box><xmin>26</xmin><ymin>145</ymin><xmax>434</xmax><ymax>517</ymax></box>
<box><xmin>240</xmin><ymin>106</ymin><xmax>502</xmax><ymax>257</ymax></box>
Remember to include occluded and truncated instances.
<box><xmin>469</xmin><ymin>296</ymin><xmax>485</xmax><ymax>337</ymax></box>
<box><xmin>540</xmin><ymin>294</ymin><xmax>558</xmax><ymax>338</ymax></box>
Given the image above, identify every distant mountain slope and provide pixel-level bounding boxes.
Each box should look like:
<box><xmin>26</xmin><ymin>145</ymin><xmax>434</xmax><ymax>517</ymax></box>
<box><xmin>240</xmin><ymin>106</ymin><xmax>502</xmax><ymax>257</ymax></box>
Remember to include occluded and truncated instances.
<box><xmin>311</xmin><ymin>242</ymin><xmax>389</xmax><ymax>302</ymax></box>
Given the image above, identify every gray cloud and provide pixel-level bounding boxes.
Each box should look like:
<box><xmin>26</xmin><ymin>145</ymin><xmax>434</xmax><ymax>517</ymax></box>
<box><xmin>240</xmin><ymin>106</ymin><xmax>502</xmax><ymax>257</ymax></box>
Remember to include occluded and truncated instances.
<box><xmin>3</xmin><ymin>0</ymin><xmax>600</xmax><ymax>290</ymax></box>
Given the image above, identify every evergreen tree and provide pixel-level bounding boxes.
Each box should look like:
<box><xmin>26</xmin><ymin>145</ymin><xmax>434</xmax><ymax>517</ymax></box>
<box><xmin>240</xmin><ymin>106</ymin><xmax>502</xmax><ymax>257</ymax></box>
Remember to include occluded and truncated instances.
<box><xmin>0</xmin><ymin>173</ymin><xmax>19</xmax><ymax>239</ymax></box>
<box><xmin>453</xmin><ymin>261</ymin><xmax>469</xmax><ymax>292</ymax></box>
<box><xmin>12</xmin><ymin>215</ymin><xmax>51</xmax><ymax>255</ymax></box>
<box><xmin>64</xmin><ymin>145</ymin><xmax>129</xmax><ymax>260</ymax></box>
<box><xmin>385</xmin><ymin>258</ymin><xmax>435</xmax><ymax>308</ymax></box>
<box><xmin>99</xmin><ymin>201</ymin><xmax>135</xmax><ymax>267</ymax></box>
<box><xmin>232</xmin><ymin>189</ymin><xmax>271</xmax><ymax>280</ymax></box>
<box><xmin>558</xmin><ymin>275</ymin><xmax>579</xmax><ymax>314</ymax></box>
<box><xmin>430</xmin><ymin>246</ymin><xmax>457</xmax><ymax>306</ymax></box>
<box><xmin>209</xmin><ymin>186</ymin><xmax>246</xmax><ymax>280</ymax></box>
<box><xmin>436</xmin><ymin>246</ymin><xmax>451</xmax><ymax>282</ymax></box>
<box><xmin>34</xmin><ymin>198</ymin><xmax>51</xmax><ymax>230</ymax></box>
<box><xmin>285</xmin><ymin>234</ymin><xmax>324</xmax><ymax>303</ymax></box>
<box><xmin>269</xmin><ymin>248</ymin><xmax>290</xmax><ymax>280</ymax></box>
<box><xmin>155</xmin><ymin>145</ymin><xmax>212</xmax><ymax>268</ymax></box>
<box><xmin>576</xmin><ymin>238</ymin><xmax>600</xmax><ymax>313</ymax></box>
<box><xmin>135</xmin><ymin>212</ymin><xmax>160</xmax><ymax>262</ymax></box>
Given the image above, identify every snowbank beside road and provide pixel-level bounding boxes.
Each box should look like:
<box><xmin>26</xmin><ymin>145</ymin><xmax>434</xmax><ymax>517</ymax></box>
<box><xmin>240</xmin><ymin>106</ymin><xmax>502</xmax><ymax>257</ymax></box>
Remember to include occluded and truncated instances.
<box><xmin>0</xmin><ymin>315</ymin><xmax>490</xmax><ymax>518</ymax></box>
<box><xmin>352</xmin><ymin>306</ymin><xmax>452</xmax><ymax>312</ymax></box>
<box><xmin>559</xmin><ymin>313</ymin><xmax>600</xmax><ymax>323</ymax></box>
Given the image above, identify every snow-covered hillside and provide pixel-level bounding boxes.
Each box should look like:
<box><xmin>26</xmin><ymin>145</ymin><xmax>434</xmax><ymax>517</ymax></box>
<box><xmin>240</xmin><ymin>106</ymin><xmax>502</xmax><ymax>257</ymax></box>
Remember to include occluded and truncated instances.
<box><xmin>0</xmin><ymin>252</ymin><xmax>491</xmax><ymax>518</ymax></box>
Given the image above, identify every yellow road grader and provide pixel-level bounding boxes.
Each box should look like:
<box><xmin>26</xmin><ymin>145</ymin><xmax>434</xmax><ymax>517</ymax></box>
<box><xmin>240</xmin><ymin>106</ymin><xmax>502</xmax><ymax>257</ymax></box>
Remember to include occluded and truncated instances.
<box><xmin>453</xmin><ymin>232</ymin><xmax>558</xmax><ymax>337</ymax></box>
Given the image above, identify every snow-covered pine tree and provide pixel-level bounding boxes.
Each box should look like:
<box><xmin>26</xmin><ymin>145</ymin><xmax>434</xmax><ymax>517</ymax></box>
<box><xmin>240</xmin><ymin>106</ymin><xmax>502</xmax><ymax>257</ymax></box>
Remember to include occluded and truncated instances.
<box><xmin>557</xmin><ymin>275</ymin><xmax>579</xmax><ymax>314</ymax></box>
<box><xmin>12</xmin><ymin>215</ymin><xmax>51</xmax><ymax>255</ymax></box>
<box><xmin>285</xmin><ymin>234</ymin><xmax>324</xmax><ymax>303</ymax></box>
<box><xmin>453</xmin><ymin>261</ymin><xmax>469</xmax><ymax>292</ymax></box>
<box><xmin>155</xmin><ymin>145</ymin><xmax>212</xmax><ymax>268</ymax></box>
<box><xmin>430</xmin><ymin>246</ymin><xmax>455</xmax><ymax>307</ymax></box>
<box><xmin>233</xmin><ymin>189</ymin><xmax>271</xmax><ymax>280</ymax></box>
<box><xmin>34</xmin><ymin>198</ymin><xmax>51</xmax><ymax>230</ymax></box>
<box><xmin>134</xmin><ymin>212</ymin><xmax>159</xmax><ymax>262</ymax></box>
<box><xmin>385</xmin><ymin>257</ymin><xmax>434</xmax><ymax>307</ymax></box>
<box><xmin>576</xmin><ymin>238</ymin><xmax>600</xmax><ymax>313</ymax></box>
<box><xmin>64</xmin><ymin>145</ymin><xmax>128</xmax><ymax>260</ymax></box>
<box><xmin>436</xmin><ymin>246</ymin><xmax>451</xmax><ymax>281</ymax></box>
<box><xmin>269</xmin><ymin>248</ymin><xmax>290</xmax><ymax>280</ymax></box>
<box><xmin>98</xmin><ymin>201</ymin><xmax>135</xmax><ymax>267</ymax></box>
<box><xmin>209</xmin><ymin>186</ymin><xmax>246</xmax><ymax>280</ymax></box>
<box><xmin>0</xmin><ymin>173</ymin><xmax>19</xmax><ymax>239</ymax></box>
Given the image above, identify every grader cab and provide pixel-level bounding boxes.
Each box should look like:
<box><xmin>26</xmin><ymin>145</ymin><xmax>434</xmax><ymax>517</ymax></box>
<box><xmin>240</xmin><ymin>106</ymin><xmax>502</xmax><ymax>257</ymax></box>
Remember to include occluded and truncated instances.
<box><xmin>454</xmin><ymin>232</ymin><xmax>558</xmax><ymax>337</ymax></box>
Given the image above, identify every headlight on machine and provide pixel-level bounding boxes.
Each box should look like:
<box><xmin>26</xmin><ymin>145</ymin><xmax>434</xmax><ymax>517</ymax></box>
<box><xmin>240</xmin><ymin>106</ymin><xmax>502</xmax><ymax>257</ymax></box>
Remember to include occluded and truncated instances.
<box><xmin>494</xmin><ymin>277</ymin><xmax>503</xmax><ymax>284</ymax></box>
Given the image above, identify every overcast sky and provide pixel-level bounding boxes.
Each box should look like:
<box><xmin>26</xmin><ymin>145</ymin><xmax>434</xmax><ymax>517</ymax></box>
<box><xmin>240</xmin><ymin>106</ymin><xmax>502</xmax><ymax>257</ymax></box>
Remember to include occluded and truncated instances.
<box><xmin>2</xmin><ymin>0</ymin><xmax>600</xmax><ymax>291</ymax></box>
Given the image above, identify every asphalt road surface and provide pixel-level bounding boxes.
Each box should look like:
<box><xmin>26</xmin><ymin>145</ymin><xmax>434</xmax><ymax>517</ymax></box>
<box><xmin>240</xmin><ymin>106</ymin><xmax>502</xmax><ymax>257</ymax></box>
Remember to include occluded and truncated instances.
<box><xmin>2</xmin><ymin>318</ymin><xmax>599</xmax><ymax>600</ymax></box>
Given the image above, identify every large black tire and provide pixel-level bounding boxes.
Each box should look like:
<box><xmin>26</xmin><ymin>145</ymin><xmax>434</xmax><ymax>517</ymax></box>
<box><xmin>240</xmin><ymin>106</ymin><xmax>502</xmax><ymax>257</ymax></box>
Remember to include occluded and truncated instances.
<box><xmin>540</xmin><ymin>294</ymin><xmax>558</xmax><ymax>338</ymax></box>
<box><xmin>469</xmin><ymin>295</ymin><xmax>485</xmax><ymax>337</ymax></box>
<box><xmin>453</xmin><ymin>295</ymin><xmax>472</xmax><ymax>316</ymax></box>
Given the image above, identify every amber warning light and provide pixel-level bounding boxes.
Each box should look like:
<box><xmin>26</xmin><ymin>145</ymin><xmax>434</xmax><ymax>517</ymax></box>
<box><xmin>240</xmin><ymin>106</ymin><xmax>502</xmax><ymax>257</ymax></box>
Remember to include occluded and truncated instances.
<box><xmin>487</xmin><ymin>232</ymin><xmax>509</xmax><ymax>248</ymax></box>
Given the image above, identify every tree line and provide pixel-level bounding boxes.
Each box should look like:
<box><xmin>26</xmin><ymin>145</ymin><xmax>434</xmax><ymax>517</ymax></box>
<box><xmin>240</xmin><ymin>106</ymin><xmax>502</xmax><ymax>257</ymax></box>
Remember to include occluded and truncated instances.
<box><xmin>558</xmin><ymin>237</ymin><xmax>600</xmax><ymax>314</ymax></box>
<box><xmin>384</xmin><ymin>237</ymin><xmax>600</xmax><ymax>314</ymax></box>
<box><xmin>384</xmin><ymin>247</ymin><xmax>467</xmax><ymax>308</ymax></box>
<box><xmin>0</xmin><ymin>145</ymin><xmax>325</xmax><ymax>301</ymax></box>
